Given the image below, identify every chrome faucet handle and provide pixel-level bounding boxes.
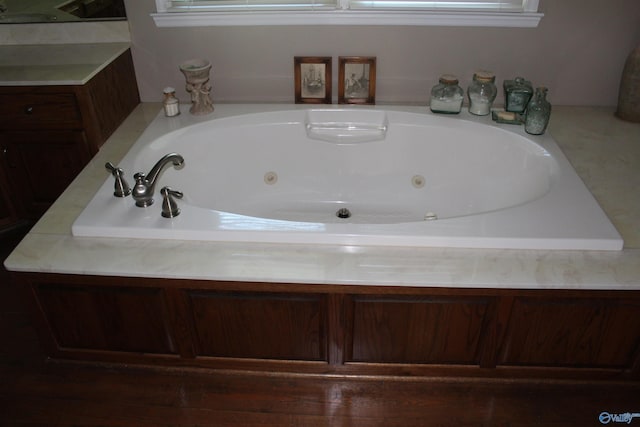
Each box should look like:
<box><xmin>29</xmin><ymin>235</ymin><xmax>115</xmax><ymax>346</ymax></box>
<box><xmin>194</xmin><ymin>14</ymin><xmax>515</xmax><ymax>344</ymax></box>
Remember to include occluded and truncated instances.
<box><xmin>160</xmin><ymin>187</ymin><xmax>183</xmax><ymax>218</ymax></box>
<box><xmin>105</xmin><ymin>162</ymin><xmax>131</xmax><ymax>197</ymax></box>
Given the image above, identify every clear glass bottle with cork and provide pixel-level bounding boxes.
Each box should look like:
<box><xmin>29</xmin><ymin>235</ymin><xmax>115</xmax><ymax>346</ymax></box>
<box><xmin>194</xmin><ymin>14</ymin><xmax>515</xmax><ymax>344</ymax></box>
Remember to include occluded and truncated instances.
<box><xmin>467</xmin><ymin>71</ymin><xmax>497</xmax><ymax>116</ymax></box>
<box><xmin>430</xmin><ymin>74</ymin><xmax>464</xmax><ymax>114</ymax></box>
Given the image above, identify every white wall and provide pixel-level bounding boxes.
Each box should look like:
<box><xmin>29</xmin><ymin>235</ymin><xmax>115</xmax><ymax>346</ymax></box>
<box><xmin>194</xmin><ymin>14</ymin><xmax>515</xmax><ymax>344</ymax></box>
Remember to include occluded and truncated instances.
<box><xmin>125</xmin><ymin>0</ymin><xmax>640</xmax><ymax>106</ymax></box>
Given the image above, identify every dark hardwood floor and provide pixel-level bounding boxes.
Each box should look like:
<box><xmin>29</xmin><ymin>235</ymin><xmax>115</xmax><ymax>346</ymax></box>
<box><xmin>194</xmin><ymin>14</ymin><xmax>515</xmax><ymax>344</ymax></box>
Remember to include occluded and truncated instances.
<box><xmin>1</xmin><ymin>227</ymin><xmax>639</xmax><ymax>426</ymax></box>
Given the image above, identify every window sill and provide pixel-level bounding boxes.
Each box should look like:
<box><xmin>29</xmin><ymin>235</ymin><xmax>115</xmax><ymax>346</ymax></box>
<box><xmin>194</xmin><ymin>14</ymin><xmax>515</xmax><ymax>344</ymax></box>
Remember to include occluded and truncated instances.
<box><xmin>151</xmin><ymin>10</ymin><xmax>543</xmax><ymax>28</ymax></box>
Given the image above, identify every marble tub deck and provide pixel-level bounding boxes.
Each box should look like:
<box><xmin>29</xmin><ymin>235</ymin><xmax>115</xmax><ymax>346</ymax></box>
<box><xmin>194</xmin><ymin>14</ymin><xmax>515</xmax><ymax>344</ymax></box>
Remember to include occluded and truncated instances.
<box><xmin>4</xmin><ymin>104</ymin><xmax>640</xmax><ymax>291</ymax></box>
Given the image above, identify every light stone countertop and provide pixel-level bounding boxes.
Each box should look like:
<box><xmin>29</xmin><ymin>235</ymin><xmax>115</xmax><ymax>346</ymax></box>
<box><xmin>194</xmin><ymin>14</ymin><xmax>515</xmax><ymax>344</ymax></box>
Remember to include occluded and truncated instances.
<box><xmin>1</xmin><ymin>0</ymin><xmax>82</xmax><ymax>21</ymax></box>
<box><xmin>0</xmin><ymin>42</ymin><xmax>130</xmax><ymax>85</ymax></box>
<box><xmin>4</xmin><ymin>103</ymin><xmax>640</xmax><ymax>291</ymax></box>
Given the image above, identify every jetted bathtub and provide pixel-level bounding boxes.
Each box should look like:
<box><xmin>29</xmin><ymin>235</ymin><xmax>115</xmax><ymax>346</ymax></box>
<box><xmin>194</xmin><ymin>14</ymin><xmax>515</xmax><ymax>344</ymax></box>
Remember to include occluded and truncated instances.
<box><xmin>72</xmin><ymin>105</ymin><xmax>623</xmax><ymax>250</ymax></box>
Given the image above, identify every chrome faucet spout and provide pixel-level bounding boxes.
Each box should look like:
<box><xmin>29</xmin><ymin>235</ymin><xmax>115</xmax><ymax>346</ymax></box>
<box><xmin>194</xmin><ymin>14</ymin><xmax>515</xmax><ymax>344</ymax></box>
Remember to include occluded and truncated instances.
<box><xmin>132</xmin><ymin>153</ymin><xmax>184</xmax><ymax>207</ymax></box>
<box><xmin>146</xmin><ymin>153</ymin><xmax>184</xmax><ymax>188</ymax></box>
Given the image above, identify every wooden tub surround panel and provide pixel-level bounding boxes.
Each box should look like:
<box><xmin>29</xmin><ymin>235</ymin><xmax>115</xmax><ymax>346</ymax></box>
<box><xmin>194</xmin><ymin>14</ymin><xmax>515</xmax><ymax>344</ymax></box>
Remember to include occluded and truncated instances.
<box><xmin>13</xmin><ymin>272</ymin><xmax>640</xmax><ymax>382</ymax></box>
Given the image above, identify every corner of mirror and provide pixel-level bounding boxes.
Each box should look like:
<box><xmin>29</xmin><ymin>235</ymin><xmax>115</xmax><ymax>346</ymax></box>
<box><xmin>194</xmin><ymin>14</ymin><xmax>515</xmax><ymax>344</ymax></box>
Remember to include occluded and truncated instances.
<box><xmin>0</xmin><ymin>0</ymin><xmax>127</xmax><ymax>24</ymax></box>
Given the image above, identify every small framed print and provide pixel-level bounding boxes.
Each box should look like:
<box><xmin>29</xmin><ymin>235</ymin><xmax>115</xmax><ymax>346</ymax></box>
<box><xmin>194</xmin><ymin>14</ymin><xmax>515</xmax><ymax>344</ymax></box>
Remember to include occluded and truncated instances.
<box><xmin>294</xmin><ymin>56</ymin><xmax>332</xmax><ymax>104</ymax></box>
<box><xmin>338</xmin><ymin>56</ymin><xmax>376</xmax><ymax>105</ymax></box>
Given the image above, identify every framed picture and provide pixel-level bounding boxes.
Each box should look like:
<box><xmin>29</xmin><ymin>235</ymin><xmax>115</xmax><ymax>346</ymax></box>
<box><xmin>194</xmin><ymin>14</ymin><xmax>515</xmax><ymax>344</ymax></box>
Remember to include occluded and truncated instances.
<box><xmin>338</xmin><ymin>56</ymin><xmax>376</xmax><ymax>105</ymax></box>
<box><xmin>294</xmin><ymin>56</ymin><xmax>332</xmax><ymax>104</ymax></box>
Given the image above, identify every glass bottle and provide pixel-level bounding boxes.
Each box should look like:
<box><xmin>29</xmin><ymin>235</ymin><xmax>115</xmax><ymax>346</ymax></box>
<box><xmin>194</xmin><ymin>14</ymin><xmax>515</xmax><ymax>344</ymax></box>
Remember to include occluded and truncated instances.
<box><xmin>163</xmin><ymin>87</ymin><xmax>180</xmax><ymax>117</ymax></box>
<box><xmin>467</xmin><ymin>71</ymin><xmax>497</xmax><ymax>116</ymax></box>
<box><xmin>429</xmin><ymin>74</ymin><xmax>464</xmax><ymax>114</ymax></box>
<box><xmin>525</xmin><ymin>87</ymin><xmax>552</xmax><ymax>135</ymax></box>
<box><xmin>503</xmin><ymin>76</ymin><xmax>533</xmax><ymax>114</ymax></box>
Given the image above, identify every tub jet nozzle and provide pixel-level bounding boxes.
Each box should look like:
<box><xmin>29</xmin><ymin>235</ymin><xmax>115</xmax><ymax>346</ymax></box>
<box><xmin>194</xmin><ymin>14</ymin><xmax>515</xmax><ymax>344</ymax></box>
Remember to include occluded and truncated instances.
<box><xmin>336</xmin><ymin>208</ymin><xmax>352</xmax><ymax>219</ymax></box>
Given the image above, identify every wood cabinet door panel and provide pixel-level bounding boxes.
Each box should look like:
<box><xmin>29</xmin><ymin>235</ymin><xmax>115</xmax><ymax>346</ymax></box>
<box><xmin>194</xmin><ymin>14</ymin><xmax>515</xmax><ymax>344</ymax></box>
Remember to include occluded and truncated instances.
<box><xmin>188</xmin><ymin>291</ymin><xmax>327</xmax><ymax>361</ymax></box>
<box><xmin>2</xmin><ymin>131</ymin><xmax>90</xmax><ymax>218</ymax></box>
<box><xmin>35</xmin><ymin>284</ymin><xmax>177</xmax><ymax>354</ymax></box>
<box><xmin>349</xmin><ymin>296</ymin><xmax>492</xmax><ymax>364</ymax></box>
<box><xmin>499</xmin><ymin>297</ymin><xmax>640</xmax><ymax>369</ymax></box>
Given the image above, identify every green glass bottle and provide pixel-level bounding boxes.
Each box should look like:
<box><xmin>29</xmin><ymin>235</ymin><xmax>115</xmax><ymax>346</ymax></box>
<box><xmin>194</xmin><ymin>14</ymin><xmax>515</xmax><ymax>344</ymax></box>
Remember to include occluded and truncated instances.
<box><xmin>503</xmin><ymin>76</ymin><xmax>533</xmax><ymax>113</ymax></box>
<box><xmin>525</xmin><ymin>87</ymin><xmax>551</xmax><ymax>135</ymax></box>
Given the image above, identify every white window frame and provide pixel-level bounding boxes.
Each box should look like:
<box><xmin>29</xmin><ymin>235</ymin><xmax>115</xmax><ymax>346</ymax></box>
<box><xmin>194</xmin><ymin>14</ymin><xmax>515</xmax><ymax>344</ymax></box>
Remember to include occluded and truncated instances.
<box><xmin>152</xmin><ymin>0</ymin><xmax>542</xmax><ymax>28</ymax></box>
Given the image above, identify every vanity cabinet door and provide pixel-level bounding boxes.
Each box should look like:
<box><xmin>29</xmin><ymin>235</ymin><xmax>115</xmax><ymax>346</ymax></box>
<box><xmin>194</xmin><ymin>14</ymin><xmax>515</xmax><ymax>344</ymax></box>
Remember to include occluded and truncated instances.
<box><xmin>0</xmin><ymin>164</ymin><xmax>18</xmax><ymax>229</ymax></box>
<box><xmin>0</xmin><ymin>130</ymin><xmax>91</xmax><ymax>219</ymax></box>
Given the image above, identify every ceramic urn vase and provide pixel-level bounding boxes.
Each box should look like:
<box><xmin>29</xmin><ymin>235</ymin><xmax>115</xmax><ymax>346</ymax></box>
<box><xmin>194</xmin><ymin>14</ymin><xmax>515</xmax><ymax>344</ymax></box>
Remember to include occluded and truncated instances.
<box><xmin>616</xmin><ymin>44</ymin><xmax>640</xmax><ymax>122</ymax></box>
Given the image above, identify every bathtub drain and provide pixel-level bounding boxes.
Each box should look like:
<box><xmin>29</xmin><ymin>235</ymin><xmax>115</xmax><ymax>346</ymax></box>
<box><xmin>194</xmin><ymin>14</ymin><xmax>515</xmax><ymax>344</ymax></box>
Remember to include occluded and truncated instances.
<box><xmin>336</xmin><ymin>208</ymin><xmax>352</xmax><ymax>219</ymax></box>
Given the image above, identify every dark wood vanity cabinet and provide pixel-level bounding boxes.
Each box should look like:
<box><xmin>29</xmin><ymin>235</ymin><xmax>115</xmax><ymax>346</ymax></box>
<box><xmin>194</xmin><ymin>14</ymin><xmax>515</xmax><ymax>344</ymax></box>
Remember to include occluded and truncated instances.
<box><xmin>15</xmin><ymin>272</ymin><xmax>640</xmax><ymax>383</ymax></box>
<box><xmin>0</xmin><ymin>49</ymin><xmax>139</xmax><ymax>224</ymax></box>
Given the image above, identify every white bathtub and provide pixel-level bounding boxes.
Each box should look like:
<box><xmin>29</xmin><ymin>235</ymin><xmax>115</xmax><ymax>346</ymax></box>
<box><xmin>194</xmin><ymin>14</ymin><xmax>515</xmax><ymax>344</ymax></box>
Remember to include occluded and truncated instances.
<box><xmin>72</xmin><ymin>105</ymin><xmax>623</xmax><ymax>250</ymax></box>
